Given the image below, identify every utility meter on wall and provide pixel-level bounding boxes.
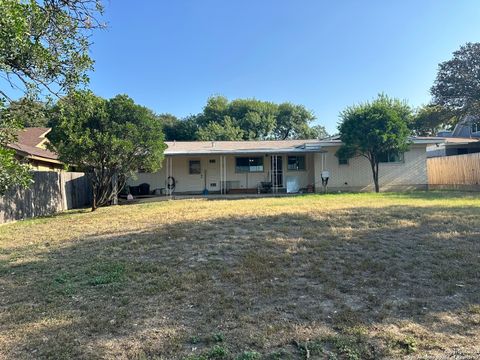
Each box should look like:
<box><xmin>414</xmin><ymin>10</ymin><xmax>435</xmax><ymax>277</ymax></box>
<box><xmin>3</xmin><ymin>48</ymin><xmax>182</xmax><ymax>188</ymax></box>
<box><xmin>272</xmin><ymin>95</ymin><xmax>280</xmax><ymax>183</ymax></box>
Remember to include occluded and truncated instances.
<box><xmin>321</xmin><ymin>170</ymin><xmax>330</xmax><ymax>193</ymax></box>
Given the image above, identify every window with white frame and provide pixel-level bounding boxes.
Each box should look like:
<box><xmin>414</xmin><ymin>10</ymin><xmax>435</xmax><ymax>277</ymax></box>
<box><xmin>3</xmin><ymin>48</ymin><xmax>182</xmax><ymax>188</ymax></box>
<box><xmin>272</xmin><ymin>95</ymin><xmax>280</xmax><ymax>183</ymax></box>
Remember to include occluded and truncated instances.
<box><xmin>287</xmin><ymin>155</ymin><xmax>306</xmax><ymax>171</ymax></box>
<box><xmin>235</xmin><ymin>157</ymin><xmax>264</xmax><ymax>173</ymax></box>
<box><xmin>189</xmin><ymin>160</ymin><xmax>201</xmax><ymax>174</ymax></box>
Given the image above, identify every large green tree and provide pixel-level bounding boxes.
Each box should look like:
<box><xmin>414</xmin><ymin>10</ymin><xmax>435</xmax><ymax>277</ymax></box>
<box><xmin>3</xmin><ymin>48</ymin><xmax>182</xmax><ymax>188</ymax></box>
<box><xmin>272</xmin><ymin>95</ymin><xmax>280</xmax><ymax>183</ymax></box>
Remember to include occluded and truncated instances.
<box><xmin>1</xmin><ymin>0</ymin><xmax>104</xmax><ymax>193</ymax></box>
<box><xmin>431</xmin><ymin>42</ymin><xmax>480</xmax><ymax>117</ymax></box>
<box><xmin>49</xmin><ymin>91</ymin><xmax>165</xmax><ymax>210</ymax></box>
<box><xmin>159</xmin><ymin>96</ymin><xmax>327</xmax><ymax>141</ymax></box>
<box><xmin>2</xmin><ymin>97</ymin><xmax>49</xmax><ymax>127</ymax></box>
<box><xmin>1</xmin><ymin>0</ymin><xmax>104</xmax><ymax>99</ymax></box>
<box><xmin>336</xmin><ymin>94</ymin><xmax>412</xmax><ymax>193</ymax></box>
<box><xmin>197</xmin><ymin>116</ymin><xmax>244</xmax><ymax>141</ymax></box>
<box><xmin>274</xmin><ymin>102</ymin><xmax>316</xmax><ymax>139</ymax></box>
<box><xmin>159</xmin><ymin>114</ymin><xmax>199</xmax><ymax>141</ymax></box>
<box><xmin>410</xmin><ymin>104</ymin><xmax>455</xmax><ymax>136</ymax></box>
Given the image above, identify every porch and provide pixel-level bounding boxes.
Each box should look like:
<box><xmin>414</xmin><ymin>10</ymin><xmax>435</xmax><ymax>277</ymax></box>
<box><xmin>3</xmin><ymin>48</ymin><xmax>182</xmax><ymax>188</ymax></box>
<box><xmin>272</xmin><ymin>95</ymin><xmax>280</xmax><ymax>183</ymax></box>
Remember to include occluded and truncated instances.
<box><xmin>127</xmin><ymin>151</ymin><xmax>318</xmax><ymax>197</ymax></box>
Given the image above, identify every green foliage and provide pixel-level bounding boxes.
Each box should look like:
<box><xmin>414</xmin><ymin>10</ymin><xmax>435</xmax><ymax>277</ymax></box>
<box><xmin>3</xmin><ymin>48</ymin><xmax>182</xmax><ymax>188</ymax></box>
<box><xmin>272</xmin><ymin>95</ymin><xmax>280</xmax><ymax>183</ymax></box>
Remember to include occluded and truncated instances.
<box><xmin>87</xmin><ymin>262</ymin><xmax>126</xmax><ymax>286</ymax></box>
<box><xmin>337</xmin><ymin>94</ymin><xmax>412</xmax><ymax>192</ymax></box>
<box><xmin>410</xmin><ymin>104</ymin><xmax>455</xmax><ymax>136</ymax></box>
<box><xmin>2</xmin><ymin>97</ymin><xmax>49</xmax><ymax>127</ymax></box>
<box><xmin>205</xmin><ymin>345</ymin><xmax>229</xmax><ymax>359</ymax></box>
<box><xmin>431</xmin><ymin>42</ymin><xmax>480</xmax><ymax>116</ymax></box>
<box><xmin>49</xmin><ymin>91</ymin><xmax>166</xmax><ymax>210</ymax></box>
<box><xmin>0</xmin><ymin>0</ymin><xmax>104</xmax><ymax>99</ymax></box>
<box><xmin>235</xmin><ymin>350</ymin><xmax>261</xmax><ymax>360</ymax></box>
<box><xmin>211</xmin><ymin>332</ymin><xmax>225</xmax><ymax>343</ymax></box>
<box><xmin>163</xmin><ymin>96</ymin><xmax>325</xmax><ymax>141</ymax></box>
<box><xmin>305</xmin><ymin>124</ymin><xmax>329</xmax><ymax>139</ymax></box>
<box><xmin>0</xmin><ymin>99</ymin><xmax>32</xmax><ymax>194</ymax></box>
<box><xmin>274</xmin><ymin>102</ymin><xmax>316</xmax><ymax>139</ymax></box>
<box><xmin>159</xmin><ymin>114</ymin><xmax>199</xmax><ymax>141</ymax></box>
<box><xmin>197</xmin><ymin>116</ymin><xmax>244</xmax><ymax>141</ymax></box>
<box><xmin>395</xmin><ymin>336</ymin><xmax>417</xmax><ymax>354</ymax></box>
<box><xmin>0</xmin><ymin>146</ymin><xmax>32</xmax><ymax>194</ymax></box>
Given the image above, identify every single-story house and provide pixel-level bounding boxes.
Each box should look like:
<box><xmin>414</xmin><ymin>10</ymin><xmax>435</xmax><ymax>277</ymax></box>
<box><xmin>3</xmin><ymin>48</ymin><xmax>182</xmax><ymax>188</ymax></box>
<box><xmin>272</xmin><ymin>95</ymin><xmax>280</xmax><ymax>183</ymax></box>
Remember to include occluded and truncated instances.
<box><xmin>427</xmin><ymin>137</ymin><xmax>480</xmax><ymax>158</ymax></box>
<box><xmin>7</xmin><ymin>127</ymin><xmax>64</xmax><ymax>171</ymax></box>
<box><xmin>127</xmin><ymin>136</ymin><xmax>441</xmax><ymax>195</ymax></box>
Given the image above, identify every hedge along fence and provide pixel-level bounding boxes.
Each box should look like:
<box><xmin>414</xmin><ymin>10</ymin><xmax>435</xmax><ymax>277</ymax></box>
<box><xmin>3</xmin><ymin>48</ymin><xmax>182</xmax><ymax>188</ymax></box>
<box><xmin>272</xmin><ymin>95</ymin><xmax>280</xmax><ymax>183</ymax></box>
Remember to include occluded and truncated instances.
<box><xmin>427</xmin><ymin>152</ymin><xmax>480</xmax><ymax>190</ymax></box>
<box><xmin>0</xmin><ymin>171</ymin><xmax>92</xmax><ymax>224</ymax></box>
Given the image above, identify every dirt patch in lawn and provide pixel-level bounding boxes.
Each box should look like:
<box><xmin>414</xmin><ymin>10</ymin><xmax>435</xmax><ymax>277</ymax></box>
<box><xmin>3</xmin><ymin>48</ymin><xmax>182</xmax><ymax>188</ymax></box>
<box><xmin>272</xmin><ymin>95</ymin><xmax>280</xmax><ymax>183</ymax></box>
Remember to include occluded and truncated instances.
<box><xmin>0</xmin><ymin>192</ymin><xmax>479</xmax><ymax>359</ymax></box>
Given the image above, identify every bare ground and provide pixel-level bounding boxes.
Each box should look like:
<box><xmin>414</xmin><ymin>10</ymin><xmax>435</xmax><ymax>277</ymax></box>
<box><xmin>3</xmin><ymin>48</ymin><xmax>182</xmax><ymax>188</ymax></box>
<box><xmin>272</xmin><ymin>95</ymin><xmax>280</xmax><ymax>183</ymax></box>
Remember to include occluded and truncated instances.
<box><xmin>0</xmin><ymin>192</ymin><xmax>479</xmax><ymax>359</ymax></box>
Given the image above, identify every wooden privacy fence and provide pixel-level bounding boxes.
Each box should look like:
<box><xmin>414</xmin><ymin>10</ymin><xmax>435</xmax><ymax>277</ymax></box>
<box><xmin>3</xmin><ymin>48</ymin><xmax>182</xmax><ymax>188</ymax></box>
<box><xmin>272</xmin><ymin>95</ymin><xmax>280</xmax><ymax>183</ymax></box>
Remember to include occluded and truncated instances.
<box><xmin>0</xmin><ymin>171</ymin><xmax>92</xmax><ymax>224</ymax></box>
<box><xmin>427</xmin><ymin>153</ymin><xmax>480</xmax><ymax>190</ymax></box>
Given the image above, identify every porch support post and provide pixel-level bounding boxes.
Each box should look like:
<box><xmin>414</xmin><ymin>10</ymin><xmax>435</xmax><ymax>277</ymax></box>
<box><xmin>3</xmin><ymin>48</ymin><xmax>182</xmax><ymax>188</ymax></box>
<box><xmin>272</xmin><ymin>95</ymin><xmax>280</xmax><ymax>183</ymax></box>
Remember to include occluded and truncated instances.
<box><xmin>220</xmin><ymin>155</ymin><xmax>223</xmax><ymax>195</ymax></box>
<box><xmin>223</xmin><ymin>155</ymin><xmax>227</xmax><ymax>194</ymax></box>
<box><xmin>169</xmin><ymin>156</ymin><xmax>173</xmax><ymax>197</ymax></box>
<box><xmin>165</xmin><ymin>156</ymin><xmax>173</xmax><ymax>197</ymax></box>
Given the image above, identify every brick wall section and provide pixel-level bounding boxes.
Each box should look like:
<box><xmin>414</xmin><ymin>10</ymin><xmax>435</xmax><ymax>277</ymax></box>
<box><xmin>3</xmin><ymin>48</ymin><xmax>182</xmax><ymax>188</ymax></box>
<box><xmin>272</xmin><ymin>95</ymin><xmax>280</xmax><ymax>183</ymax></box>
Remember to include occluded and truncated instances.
<box><xmin>314</xmin><ymin>145</ymin><xmax>428</xmax><ymax>192</ymax></box>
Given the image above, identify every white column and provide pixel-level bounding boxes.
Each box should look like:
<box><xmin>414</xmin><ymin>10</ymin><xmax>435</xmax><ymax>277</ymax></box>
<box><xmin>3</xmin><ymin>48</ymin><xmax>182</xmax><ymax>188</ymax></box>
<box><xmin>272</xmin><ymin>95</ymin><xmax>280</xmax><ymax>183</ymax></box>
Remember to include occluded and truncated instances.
<box><xmin>165</xmin><ymin>156</ymin><xmax>168</xmax><ymax>196</ymax></box>
<box><xmin>224</xmin><ymin>156</ymin><xmax>227</xmax><ymax>194</ymax></box>
<box><xmin>220</xmin><ymin>155</ymin><xmax>223</xmax><ymax>194</ymax></box>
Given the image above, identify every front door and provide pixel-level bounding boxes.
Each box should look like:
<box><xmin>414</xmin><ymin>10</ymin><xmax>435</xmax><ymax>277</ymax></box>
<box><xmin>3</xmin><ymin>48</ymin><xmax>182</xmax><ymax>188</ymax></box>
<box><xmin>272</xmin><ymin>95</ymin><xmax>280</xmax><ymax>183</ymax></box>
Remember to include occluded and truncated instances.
<box><xmin>271</xmin><ymin>155</ymin><xmax>283</xmax><ymax>188</ymax></box>
<box><xmin>206</xmin><ymin>157</ymin><xmax>220</xmax><ymax>192</ymax></box>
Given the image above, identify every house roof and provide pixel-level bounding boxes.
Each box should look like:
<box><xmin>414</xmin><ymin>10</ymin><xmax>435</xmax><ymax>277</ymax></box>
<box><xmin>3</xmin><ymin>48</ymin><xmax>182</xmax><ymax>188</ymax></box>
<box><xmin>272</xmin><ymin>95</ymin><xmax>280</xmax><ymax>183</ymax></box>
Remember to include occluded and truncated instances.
<box><xmin>164</xmin><ymin>137</ymin><xmax>443</xmax><ymax>156</ymax></box>
<box><xmin>7</xmin><ymin>127</ymin><xmax>60</xmax><ymax>163</ymax></box>
<box><xmin>442</xmin><ymin>137</ymin><xmax>480</xmax><ymax>146</ymax></box>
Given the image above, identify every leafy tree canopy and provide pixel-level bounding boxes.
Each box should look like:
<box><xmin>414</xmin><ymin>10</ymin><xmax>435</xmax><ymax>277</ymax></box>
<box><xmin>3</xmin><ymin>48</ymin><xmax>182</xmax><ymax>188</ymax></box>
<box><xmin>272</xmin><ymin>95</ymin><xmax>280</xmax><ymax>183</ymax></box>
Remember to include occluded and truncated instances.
<box><xmin>0</xmin><ymin>0</ymin><xmax>104</xmax><ymax>99</ymax></box>
<box><xmin>431</xmin><ymin>42</ymin><xmax>480</xmax><ymax>117</ymax></box>
<box><xmin>336</xmin><ymin>94</ymin><xmax>412</xmax><ymax>192</ymax></box>
<box><xmin>49</xmin><ymin>91</ymin><xmax>165</xmax><ymax>210</ymax></box>
<box><xmin>0</xmin><ymin>99</ymin><xmax>31</xmax><ymax>194</ymax></box>
<box><xmin>1</xmin><ymin>97</ymin><xmax>49</xmax><ymax>127</ymax></box>
<box><xmin>410</xmin><ymin>104</ymin><xmax>455</xmax><ymax>136</ymax></box>
<box><xmin>197</xmin><ymin>116</ymin><xmax>244</xmax><ymax>141</ymax></box>
<box><xmin>160</xmin><ymin>96</ymin><xmax>327</xmax><ymax>141</ymax></box>
<box><xmin>0</xmin><ymin>0</ymin><xmax>104</xmax><ymax>194</ymax></box>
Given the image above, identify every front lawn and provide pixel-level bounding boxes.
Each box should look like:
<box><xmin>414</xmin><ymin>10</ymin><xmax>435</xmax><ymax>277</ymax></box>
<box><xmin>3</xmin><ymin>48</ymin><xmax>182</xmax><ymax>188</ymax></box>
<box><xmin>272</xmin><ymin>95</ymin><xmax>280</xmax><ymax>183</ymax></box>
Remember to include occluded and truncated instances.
<box><xmin>0</xmin><ymin>192</ymin><xmax>479</xmax><ymax>359</ymax></box>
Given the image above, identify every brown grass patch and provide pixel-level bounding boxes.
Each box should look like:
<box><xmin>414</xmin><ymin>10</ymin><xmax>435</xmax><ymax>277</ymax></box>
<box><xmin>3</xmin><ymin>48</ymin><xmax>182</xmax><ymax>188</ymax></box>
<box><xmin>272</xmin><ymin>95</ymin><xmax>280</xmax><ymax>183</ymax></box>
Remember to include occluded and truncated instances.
<box><xmin>0</xmin><ymin>191</ymin><xmax>479</xmax><ymax>359</ymax></box>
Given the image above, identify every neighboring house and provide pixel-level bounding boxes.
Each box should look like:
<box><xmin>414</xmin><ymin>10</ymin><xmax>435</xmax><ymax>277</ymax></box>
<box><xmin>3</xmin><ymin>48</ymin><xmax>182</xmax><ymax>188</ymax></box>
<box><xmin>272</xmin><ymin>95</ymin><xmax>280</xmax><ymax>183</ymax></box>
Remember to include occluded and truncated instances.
<box><xmin>7</xmin><ymin>127</ymin><xmax>64</xmax><ymax>171</ymax></box>
<box><xmin>428</xmin><ymin>115</ymin><xmax>480</xmax><ymax>157</ymax></box>
<box><xmin>427</xmin><ymin>137</ymin><xmax>480</xmax><ymax>158</ymax></box>
<box><xmin>127</xmin><ymin>137</ymin><xmax>440</xmax><ymax>195</ymax></box>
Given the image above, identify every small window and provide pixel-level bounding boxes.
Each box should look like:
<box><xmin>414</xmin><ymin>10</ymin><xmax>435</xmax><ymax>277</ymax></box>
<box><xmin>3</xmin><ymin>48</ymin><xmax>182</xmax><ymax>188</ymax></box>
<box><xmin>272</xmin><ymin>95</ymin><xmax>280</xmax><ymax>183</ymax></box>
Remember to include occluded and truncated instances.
<box><xmin>209</xmin><ymin>159</ymin><xmax>216</xmax><ymax>164</ymax></box>
<box><xmin>235</xmin><ymin>157</ymin><xmax>264</xmax><ymax>173</ymax></box>
<box><xmin>210</xmin><ymin>183</ymin><xmax>217</xmax><ymax>187</ymax></box>
<box><xmin>287</xmin><ymin>156</ymin><xmax>306</xmax><ymax>171</ymax></box>
<box><xmin>189</xmin><ymin>160</ymin><xmax>201</xmax><ymax>174</ymax></box>
<box><xmin>338</xmin><ymin>157</ymin><xmax>349</xmax><ymax>165</ymax></box>
<box><xmin>379</xmin><ymin>152</ymin><xmax>404</xmax><ymax>163</ymax></box>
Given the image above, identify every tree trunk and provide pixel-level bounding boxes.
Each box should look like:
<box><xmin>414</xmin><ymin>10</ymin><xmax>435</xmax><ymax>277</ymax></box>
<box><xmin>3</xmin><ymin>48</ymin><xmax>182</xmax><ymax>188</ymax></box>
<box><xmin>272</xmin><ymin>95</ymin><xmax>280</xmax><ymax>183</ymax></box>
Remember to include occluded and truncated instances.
<box><xmin>92</xmin><ymin>187</ymin><xmax>97</xmax><ymax>211</ymax></box>
<box><xmin>369</xmin><ymin>158</ymin><xmax>380</xmax><ymax>193</ymax></box>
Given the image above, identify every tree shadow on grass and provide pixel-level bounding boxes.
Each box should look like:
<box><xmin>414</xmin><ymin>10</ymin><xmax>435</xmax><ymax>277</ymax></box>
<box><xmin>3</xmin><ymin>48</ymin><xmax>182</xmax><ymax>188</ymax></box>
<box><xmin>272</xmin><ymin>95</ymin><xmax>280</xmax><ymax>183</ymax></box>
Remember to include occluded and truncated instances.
<box><xmin>0</xmin><ymin>204</ymin><xmax>479</xmax><ymax>359</ymax></box>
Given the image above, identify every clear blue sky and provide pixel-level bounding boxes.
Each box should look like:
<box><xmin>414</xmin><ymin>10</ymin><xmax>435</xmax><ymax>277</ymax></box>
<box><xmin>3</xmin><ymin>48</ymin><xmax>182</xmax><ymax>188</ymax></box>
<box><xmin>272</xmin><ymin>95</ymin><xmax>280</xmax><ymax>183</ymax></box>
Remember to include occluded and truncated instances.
<box><xmin>88</xmin><ymin>0</ymin><xmax>480</xmax><ymax>133</ymax></box>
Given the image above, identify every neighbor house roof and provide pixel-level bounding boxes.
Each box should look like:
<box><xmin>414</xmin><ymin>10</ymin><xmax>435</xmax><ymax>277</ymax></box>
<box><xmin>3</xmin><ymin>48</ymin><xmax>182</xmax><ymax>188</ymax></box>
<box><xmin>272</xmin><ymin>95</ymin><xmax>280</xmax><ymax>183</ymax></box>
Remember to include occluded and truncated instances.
<box><xmin>442</xmin><ymin>137</ymin><xmax>480</xmax><ymax>146</ymax></box>
<box><xmin>7</xmin><ymin>127</ymin><xmax>62</xmax><ymax>164</ymax></box>
<box><xmin>164</xmin><ymin>137</ymin><xmax>443</xmax><ymax>156</ymax></box>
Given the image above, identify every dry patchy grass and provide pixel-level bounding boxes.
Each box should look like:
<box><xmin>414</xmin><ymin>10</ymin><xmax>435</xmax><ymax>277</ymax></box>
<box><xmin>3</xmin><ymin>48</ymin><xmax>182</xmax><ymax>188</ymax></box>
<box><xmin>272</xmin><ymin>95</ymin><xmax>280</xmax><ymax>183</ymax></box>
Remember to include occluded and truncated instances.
<box><xmin>0</xmin><ymin>191</ymin><xmax>479</xmax><ymax>359</ymax></box>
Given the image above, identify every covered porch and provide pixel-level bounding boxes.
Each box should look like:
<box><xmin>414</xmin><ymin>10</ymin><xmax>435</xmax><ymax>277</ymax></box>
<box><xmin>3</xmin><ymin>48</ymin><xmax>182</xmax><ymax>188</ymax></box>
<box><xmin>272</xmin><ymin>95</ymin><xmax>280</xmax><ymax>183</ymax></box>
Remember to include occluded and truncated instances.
<box><xmin>127</xmin><ymin>147</ymin><xmax>322</xmax><ymax>197</ymax></box>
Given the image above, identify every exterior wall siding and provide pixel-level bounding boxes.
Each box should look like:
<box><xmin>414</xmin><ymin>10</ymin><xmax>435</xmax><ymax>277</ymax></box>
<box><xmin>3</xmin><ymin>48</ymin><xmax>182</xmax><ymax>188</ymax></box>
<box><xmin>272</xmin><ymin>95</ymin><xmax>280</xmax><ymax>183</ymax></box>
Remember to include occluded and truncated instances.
<box><xmin>128</xmin><ymin>153</ymin><xmax>316</xmax><ymax>193</ymax></box>
<box><xmin>314</xmin><ymin>145</ymin><xmax>428</xmax><ymax>192</ymax></box>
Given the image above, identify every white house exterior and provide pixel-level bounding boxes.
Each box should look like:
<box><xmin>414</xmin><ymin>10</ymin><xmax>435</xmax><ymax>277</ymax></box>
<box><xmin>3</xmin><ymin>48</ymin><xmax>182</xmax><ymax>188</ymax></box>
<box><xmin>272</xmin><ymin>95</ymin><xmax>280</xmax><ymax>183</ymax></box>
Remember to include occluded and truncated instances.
<box><xmin>127</xmin><ymin>137</ymin><xmax>441</xmax><ymax>195</ymax></box>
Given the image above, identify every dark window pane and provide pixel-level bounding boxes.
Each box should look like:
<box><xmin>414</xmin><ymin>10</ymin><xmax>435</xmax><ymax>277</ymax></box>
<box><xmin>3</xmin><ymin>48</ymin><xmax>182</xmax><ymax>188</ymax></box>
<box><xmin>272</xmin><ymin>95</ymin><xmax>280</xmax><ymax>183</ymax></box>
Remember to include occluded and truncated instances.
<box><xmin>379</xmin><ymin>152</ymin><xmax>404</xmax><ymax>163</ymax></box>
<box><xmin>236</xmin><ymin>157</ymin><xmax>263</xmax><ymax>172</ymax></box>
<box><xmin>287</xmin><ymin>156</ymin><xmax>306</xmax><ymax>170</ymax></box>
<box><xmin>189</xmin><ymin>160</ymin><xmax>201</xmax><ymax>174</ymax></box>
